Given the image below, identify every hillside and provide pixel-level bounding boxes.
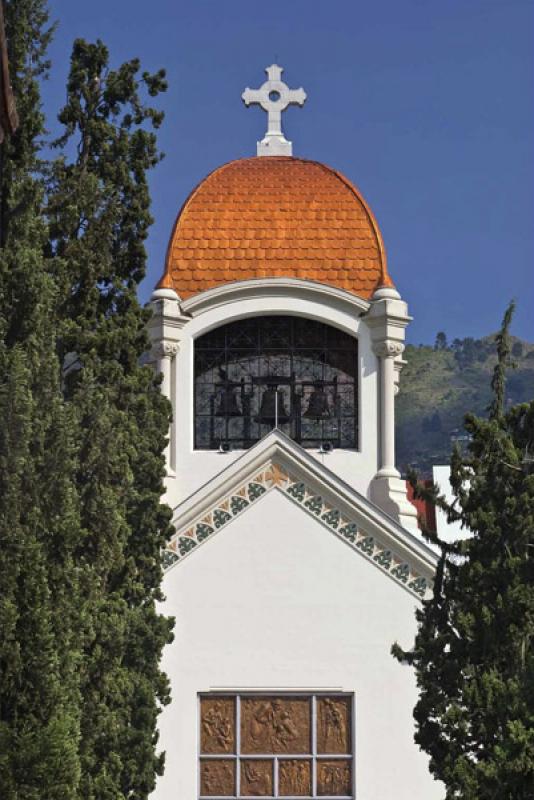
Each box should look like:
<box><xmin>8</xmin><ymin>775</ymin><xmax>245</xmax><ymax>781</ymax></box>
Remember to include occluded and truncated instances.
<box><xmin>396</xmin><ymin>334</ymin><xmax>534</xmax><ymax>475</ymax></box>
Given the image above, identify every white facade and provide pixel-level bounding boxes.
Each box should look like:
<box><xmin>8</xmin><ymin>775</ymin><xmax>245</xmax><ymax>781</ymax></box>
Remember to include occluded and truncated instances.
<box><xmin>153</xmin><ymin>431</ymin><xmax>441</xmax><ymax>799</ymax></box>
<box><xmin>148</xmin><ymin>103</ymin><xmax>441</xmax><ymax>794</ymax></box>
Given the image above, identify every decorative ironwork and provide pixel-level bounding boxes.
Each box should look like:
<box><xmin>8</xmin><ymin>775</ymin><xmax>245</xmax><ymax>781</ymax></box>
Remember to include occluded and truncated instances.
<box><xmin>199</xmin><ymin>693</ymin><xmax>353</xmax><ymax>798</ymax></box>
<box><xmin>194</xmin><ymin>316</ymin><xmax>358</xmax><ymax>450</ymax></box>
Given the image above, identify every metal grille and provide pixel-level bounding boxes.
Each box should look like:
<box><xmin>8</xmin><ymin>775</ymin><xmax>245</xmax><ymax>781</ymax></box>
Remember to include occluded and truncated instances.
<box><xmin>199</xmin><ymin>692</ymin><xmax>355</xmax><ymax>799</ymax></box>
<box><xmin>194</xmin><ymin>317</ymin><xmax>358</xmax><ymax>450</ymax></box>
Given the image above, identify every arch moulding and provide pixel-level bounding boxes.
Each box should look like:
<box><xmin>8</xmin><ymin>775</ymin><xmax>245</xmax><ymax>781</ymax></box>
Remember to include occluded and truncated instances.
<box><xmin>181</xmin><ymin>278</ymin><xmax>371</xmax><ymax>333</ymax></box>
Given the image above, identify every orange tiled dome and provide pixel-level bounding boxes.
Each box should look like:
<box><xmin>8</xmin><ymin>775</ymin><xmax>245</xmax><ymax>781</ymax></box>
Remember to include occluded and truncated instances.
<box><xmin>159</xmin><ymin>157</ymin><xmax>393</xmax><ymax>299</ymax></box>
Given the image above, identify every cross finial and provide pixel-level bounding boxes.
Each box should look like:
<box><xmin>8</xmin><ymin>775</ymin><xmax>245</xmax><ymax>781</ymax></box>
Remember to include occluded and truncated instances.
<box><xmin>242</xmin><ymin>65</ymin><xmax>307</xmax><ymax>156</ymax></box>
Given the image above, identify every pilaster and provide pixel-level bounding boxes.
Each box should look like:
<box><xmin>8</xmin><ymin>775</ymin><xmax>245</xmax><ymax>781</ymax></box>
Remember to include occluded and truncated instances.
<box><xmin>147</xmin><ymin>287</ymin><xmax>190</xmax><ymax>477</ymax></box>
<box><xmin>366</xmin><ymin>288</ymin><xmax>418</xmax><ymax>532</ymax></box>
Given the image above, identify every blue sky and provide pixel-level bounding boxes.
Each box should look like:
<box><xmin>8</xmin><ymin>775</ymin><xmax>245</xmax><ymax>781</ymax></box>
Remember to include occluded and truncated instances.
<box><xmin>43</xmin><ymin>0</ymin><xmax>533</xmax><ymax>344</ymax></box>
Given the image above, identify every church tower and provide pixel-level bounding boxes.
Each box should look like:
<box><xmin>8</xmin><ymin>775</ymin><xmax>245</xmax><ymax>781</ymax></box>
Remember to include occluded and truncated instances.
<box><xmin>149</xmin><ymin>67</ymin><xmax>441</xmax><ymax>800</ymax></box>
<box><xmin>150</xmin><ymin>65</ymin><xmax>418</xmax><ymax>530</ymax></box>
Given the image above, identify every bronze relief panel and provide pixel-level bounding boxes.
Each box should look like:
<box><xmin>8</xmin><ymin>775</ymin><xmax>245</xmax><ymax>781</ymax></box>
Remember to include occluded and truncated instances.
<box><xmin>199</xmin><ymin>693</ymin><xmax>354</xmax><ymax>797</ymax></box>
<box><xmin>200</xmin><ymin>697</ymin><xmax>235</xmax><ymax>754</ymax></box>
<box><xmin>317</xmin><ymin>760</ymin><xmax>352</xmax><ymax>796</ymax></box>
<box><xmin>241</xmin><ymin>696</ymin><xmax>311</xmax><ymax>754</ymax></box>
<box><xmin>200</xmin><ymin>759</ymin><xmax>235</xmax><ymax>796</ymax></box>
<box><xmin>317</xmin><ymin>696</ymin><xmax>351</xmax><ymax>754</ymax></box>
<box><xmin>240</xmin><ymin>759</ymin><xmax>273</xmax><ymax>796</ymax></box>
<box><xmin>279</xmin><ymin>759</ymin><xmax>312</xmax><ymax>796</ymax></box>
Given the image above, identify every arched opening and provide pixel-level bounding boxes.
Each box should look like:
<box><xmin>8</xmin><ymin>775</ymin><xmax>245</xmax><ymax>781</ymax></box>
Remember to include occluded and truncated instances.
<box><xmin>194</xmin><ymin>316</ymin><xmax>358</xmax><ymax>450</ymax></box>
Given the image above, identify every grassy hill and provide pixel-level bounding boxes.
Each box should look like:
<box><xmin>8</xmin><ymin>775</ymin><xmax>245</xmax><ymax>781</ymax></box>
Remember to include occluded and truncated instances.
<box><xmin>396</xmin><ymin>334</ymin><xmax>534</xmax><ymax>475</ymax></box>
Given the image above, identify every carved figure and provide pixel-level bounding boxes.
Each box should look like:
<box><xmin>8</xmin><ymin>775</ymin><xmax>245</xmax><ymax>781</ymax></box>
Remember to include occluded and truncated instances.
<box><xmin>202</xmin><ymin>700</ymin><xmax>233</xmax><ymax>751</ymax></box>
<box><xmin>242</xmin><ymin>697</ymin><xmax>310</xmax><ymax>754</ymax></box>
<box><xmin>249</xmin><ymin>699</ymin><xmax>298</xmax><ymax>750</ymax></box>
<box><xmin>322</xmin><ymin>698</ymin><xmax>347</xmax><ymax>751</ymax></box>
<box><xmin>272</xmin><ymin>699</ymin><xmax>299</xmax><ymax>746</ymax></box>
<box><xmin>317</xmin><ymin>761</ymin><xmax>351</xmax><ymax>796</ymax></box>
<box><xmin>241</xmin><ymin>760</ymin><xmax>271</xmax><ymax>795</ymax></box>
<box><xmin>298</xmin><ymin>761</ymin><xmax>309</xmax><ymax>793</ymax></box>
<box><xmin>249</xmin><ymin>700</ymin><xmax>273</xmax><ymax>745</ymax></box>
<box><xmin>279</xmin><ymin>760</ymin><xmax>310</xmax><ymax>795</ymax></box>
<box><xmin>201</xmin><ymin>760</ymin><xmax>234</xmax><ymax>796</ymax></box>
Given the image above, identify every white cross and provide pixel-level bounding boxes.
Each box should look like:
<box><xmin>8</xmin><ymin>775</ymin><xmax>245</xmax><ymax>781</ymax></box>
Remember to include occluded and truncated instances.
<box><xmin>242</xmin><ymin>65</ymin><xmax>307</xmax><ymax>157</ymax></box>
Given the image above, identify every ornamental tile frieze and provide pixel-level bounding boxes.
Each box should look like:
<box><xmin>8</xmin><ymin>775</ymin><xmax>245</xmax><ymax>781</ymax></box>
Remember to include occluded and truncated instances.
<box><xmin>162</xmin><ymin>461</ymin><xmax>431</xmax><ymax>599</ymax></box>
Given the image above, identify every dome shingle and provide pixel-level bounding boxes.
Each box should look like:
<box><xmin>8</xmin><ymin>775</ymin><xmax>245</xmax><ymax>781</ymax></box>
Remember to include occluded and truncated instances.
<box><xmin>158</xmin><ymin>157</ymin><xmax>393</xmax><ymax>299</ymax></box>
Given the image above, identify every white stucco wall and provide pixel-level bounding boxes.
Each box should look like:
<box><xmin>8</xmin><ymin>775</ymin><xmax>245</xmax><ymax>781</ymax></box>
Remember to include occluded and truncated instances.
<box><xmin>162</xmin><ymin>295</ymin><xmax>380</xmax><ymax>509</ymax></box>
<box><xmin>155</xmin><ymin>489</ymin><xmax>442</xmax><ymax>800</ymax></box>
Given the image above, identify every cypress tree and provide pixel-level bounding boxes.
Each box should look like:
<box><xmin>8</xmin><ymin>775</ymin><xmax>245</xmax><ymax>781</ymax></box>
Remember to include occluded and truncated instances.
<box><xmin>394</xmin><ymin>303</ymin><xmax>534</xmax><ymax>798</ymax></box>
<box><xmin>0</xmin><ymin>1</ymin><xmax>81</xmax><ymax>797</ymax></box>
<box><xmin>47</xmin><ymin>39</ymin><xmax>174</xmax><ymax>799</ymax></box>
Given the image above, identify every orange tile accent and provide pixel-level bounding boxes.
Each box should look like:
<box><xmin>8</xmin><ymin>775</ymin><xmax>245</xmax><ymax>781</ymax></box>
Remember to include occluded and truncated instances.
<box><xmin>159</xmin><ymin>157</ymin><xmax>394</xmax><ymax>299</ymax></box>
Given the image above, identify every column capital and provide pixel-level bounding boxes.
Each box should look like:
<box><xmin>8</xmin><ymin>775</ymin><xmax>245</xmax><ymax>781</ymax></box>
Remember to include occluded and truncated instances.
<box><xmin>152</xmin><ymin>340</ymin><xmax>179</xmax><ymax>360</ymax></box>
<box><xmin>147</xmin><ymin>287</ymin><xmax>190</xmax><ymax>344</ymax></box>
<box><xmin>373</xmin><ymin>340</ymin><xmax>405</xmax><ymax>359</ymax></box>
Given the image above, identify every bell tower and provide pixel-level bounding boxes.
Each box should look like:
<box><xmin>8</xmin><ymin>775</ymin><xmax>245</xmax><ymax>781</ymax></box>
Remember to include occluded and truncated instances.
<box><xmin>148</xmin><ymin>66</ymin><xmax>417</xmax><ymax>532</ymax></box>
<box><xmin>150</xmin><ymin>66</ymin><xmax>443</xmax><ymax>800</ymax></box>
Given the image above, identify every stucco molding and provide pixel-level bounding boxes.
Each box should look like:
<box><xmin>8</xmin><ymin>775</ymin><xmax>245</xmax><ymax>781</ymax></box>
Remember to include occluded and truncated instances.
<box><xmin>180</xmin><ymin>278</ymin><xmax>371</xmax><ymax>318</ymax></box>
<box><xmin>372</xmin><ymin>340</ymin><xmax>405</xmax><ymax>359</ymax></box>
<box><xmin>151</xmin><ymin>340</ymin><xmax>180</xmax><ymax>360</ymax></box>
<box><xmin>163</xmin><ymin>430</ymin><xmax>437</xmax><ymax>599</ymax></box>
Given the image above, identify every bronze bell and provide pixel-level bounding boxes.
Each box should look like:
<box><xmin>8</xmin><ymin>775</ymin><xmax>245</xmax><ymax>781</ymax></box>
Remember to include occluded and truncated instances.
<box><xmin>214</xmin><ymin>387</ymin><xmax>242</xmax><ymax>417</ymax></box>
<box><xmin>255</xmin><ymin>385</ymin><xmax>291</xmax><ymax>424</ymax></box>
<box><xmin>304</xmin><ymin>382</ymin><xmax>331</xmax><ymax>419</ymax></box>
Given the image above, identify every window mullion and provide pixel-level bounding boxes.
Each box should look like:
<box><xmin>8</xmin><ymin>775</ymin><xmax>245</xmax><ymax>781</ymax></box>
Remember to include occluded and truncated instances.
<box><xmin>236</xmin><ymin>694</ymin><xmax>241</xmax><ymax>798</ymax></box>
<box><xmin>312</xmin><ymin>694</ymin><xmax>317</xmax><ymax>798</ymax></box>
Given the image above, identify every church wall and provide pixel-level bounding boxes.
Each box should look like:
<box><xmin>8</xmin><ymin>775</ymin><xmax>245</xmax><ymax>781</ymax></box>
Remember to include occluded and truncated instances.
<box><xmin>156</xmin><ymin>489</ymin><xmax>442</xmax><ymax>800</ymax></box>
<box><xmin>163</xmin><ymin>295</ymin><xmax>380</xmax><ymax>511</ymax></box>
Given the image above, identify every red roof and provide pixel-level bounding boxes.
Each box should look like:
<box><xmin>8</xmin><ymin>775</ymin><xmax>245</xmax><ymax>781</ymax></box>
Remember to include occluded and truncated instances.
<box><xmin>406</xmin><ymin>481</ymin><xmax>437</xmax><ymax>533</ymax></box>
<box><xmin>158</xmin><ymin>157</ymin><xmax>394</xmax><ymax>299</ymax></box>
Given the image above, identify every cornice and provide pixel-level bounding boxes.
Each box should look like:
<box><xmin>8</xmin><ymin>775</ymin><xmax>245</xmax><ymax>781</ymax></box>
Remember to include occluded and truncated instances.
<box><xmin>163</xmin><ymin>430</ymin><xmax>437</xmax><ymax>600</ymax></box>
<box><xmin>180</xmin><ymin>278</ymin><xmax>371</xmax><ymax>317</ymax></box>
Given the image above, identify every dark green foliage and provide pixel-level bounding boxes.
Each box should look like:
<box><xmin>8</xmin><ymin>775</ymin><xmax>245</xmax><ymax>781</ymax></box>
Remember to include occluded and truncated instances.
<box><xmin>0</xmin><ymin>2</ymin><xmax>81</xmax><ymax>797</ymax></box>
<box><xmin>394</xmin><ymin>304</ymin><xmax>534</xmax><ymax>799</ymax></box>
<box><xmin>1</xmin><ymin>8</ymin><xmax>173</xmax><ymax>799</ymax></box>
<box><xmin>47</xmin><ymin>39</ymin><xmax>173</xmax><ymax>800</ymax></box>
<box><xmin>0</xmin><ymin>352</ymin><xmax>81</xmax><ymax>800</ymax></box>
<box><xmin>489</xmin><ymin>301</ymin><xmax>515</xmax><ymax>420</ymax></box>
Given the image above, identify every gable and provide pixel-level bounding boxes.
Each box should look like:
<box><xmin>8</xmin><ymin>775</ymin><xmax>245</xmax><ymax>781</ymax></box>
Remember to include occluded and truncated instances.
<box><xmin>163</xmin><ymin>488</ymin><xmax>425</xmax><ymax>644</ymax></box>
<box><xmin>163</xmin><ymin>432</ymin><xmax>436</xmax><ymax>600</ymax></box>
<box><xmin>158</xmin><ymin>487</ymin><xmax>442</xmax><ymax>800</ymax></box>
